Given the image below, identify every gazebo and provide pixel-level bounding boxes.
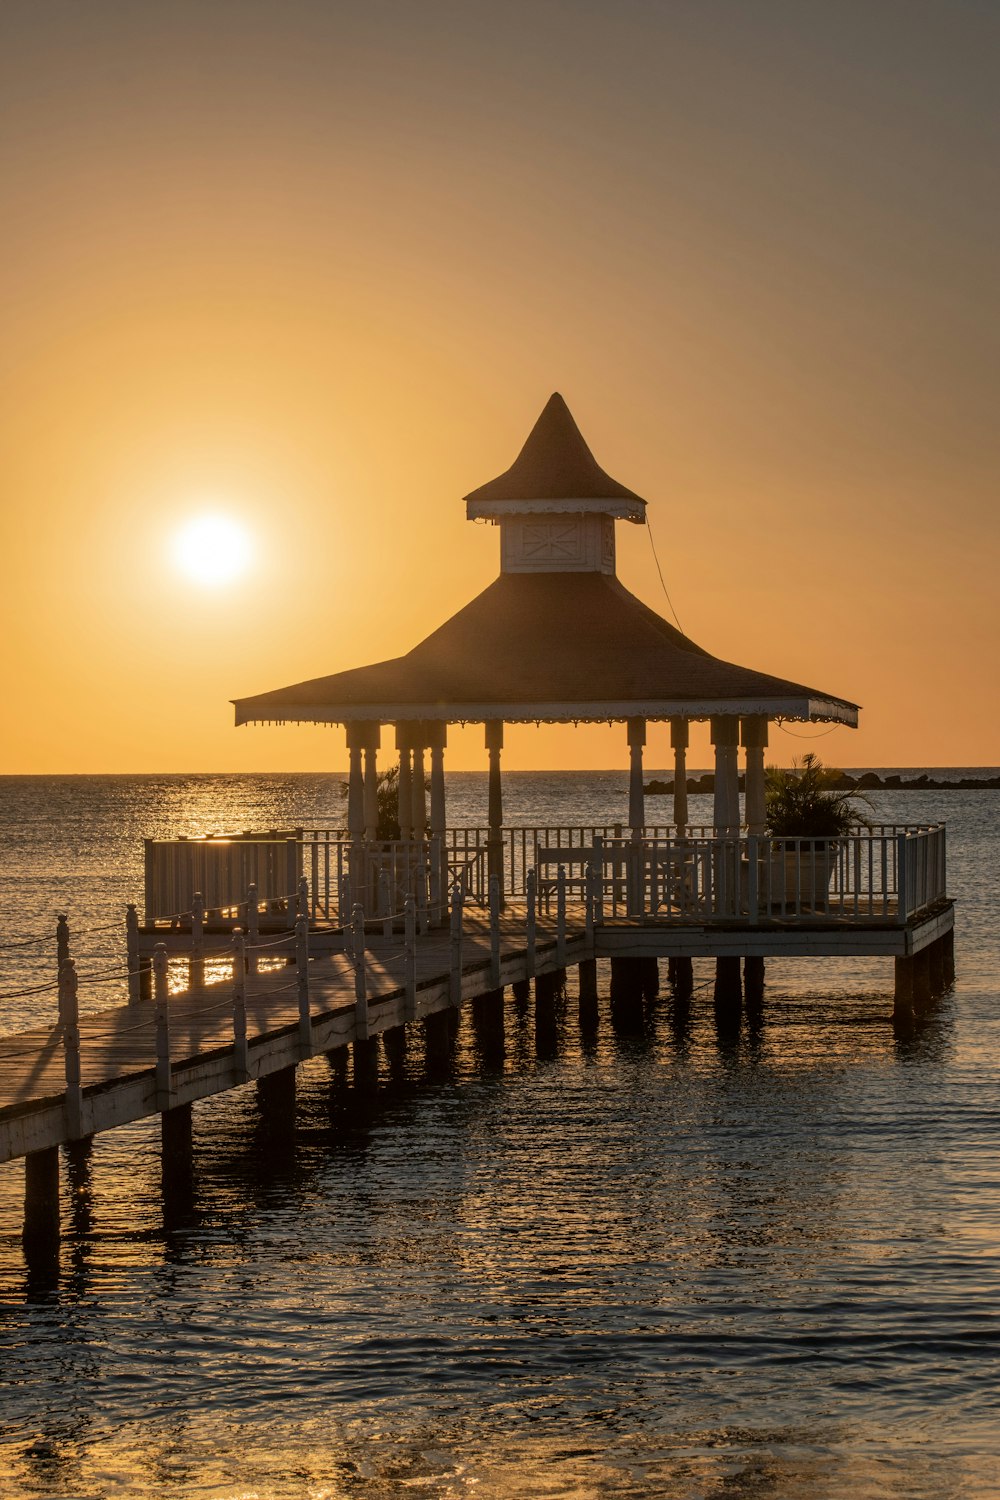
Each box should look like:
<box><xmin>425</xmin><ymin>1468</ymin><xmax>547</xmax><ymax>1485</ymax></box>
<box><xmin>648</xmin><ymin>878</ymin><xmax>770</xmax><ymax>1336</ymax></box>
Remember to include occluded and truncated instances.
<box><xmin>234</xmin><ymin>393</ymin><xmax>858</xmax><ymax>872</ymax></box>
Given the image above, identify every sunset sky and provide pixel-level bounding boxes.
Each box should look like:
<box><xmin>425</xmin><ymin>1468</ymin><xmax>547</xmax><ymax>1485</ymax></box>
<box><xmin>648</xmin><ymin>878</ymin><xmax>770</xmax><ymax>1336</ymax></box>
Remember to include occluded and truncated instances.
<box><xmin>1</xmin><ymin>0</ymin><xmax>996</xmax><ymax>773</ymax></box>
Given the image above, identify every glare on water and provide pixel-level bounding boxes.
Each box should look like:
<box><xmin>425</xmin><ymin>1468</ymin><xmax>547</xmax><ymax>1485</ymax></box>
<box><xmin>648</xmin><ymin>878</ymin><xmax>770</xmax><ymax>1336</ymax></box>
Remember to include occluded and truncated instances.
<box><xmin>0</xmin><ymin>772</ymin><xmax>998</xmax><ymax>1499</ymax></box>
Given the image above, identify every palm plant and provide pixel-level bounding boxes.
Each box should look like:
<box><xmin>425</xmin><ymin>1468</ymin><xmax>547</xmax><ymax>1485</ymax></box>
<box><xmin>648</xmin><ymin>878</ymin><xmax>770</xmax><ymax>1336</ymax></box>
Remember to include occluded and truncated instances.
<box><xmin>764</xmin><ymin>753</ymin><xmax>872</xmax><ymax>844</ymax></box>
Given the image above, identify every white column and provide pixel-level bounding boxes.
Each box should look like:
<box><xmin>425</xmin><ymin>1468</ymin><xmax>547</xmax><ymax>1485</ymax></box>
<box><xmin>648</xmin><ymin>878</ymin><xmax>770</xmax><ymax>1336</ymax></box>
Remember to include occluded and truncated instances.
<box><xmin>741</xmin><ymin>716</ymin><xmax>768</xmax><ymax>835</ymax></box>
<box><xmin>670</xmin><ymin>717</ymin><xmax>689</xmax><ymax>834</ymax></box>
<box><xmin>428</xmin><ymin>722</ymin><xmax>447</xmax><ymax>837</ymax></box>
<box><xmin>346</xmin><ymin>726</ymin><xmax>365</xmax><ymax>840</ymax></box>
<box><xmin>627</xmin><ymin>717</ymin><xmax>646</xmax><ymax>834</ymax></box>
<box><xmin>363</xmin><ymin>722</ymin><xmax>381</xmax><ymax>841</ymax></box>
<box><xmin>396</xmin><ymin>724</ymin><xmax>413</xmax><ymax>840</ymax></box>
<box><xmin>485</xmin><ymin>720</ymin><xmax>504</xmax><ymax>889</ymax></box>
<box><xmin>711</xmin><ymin>716</ymin><xmax>740</xmax><ymax>837</ymax></box>
<box><xmin>411</xmin><ymin>731</ymin><xmax>427</xmax><ymax>838</ymax></box>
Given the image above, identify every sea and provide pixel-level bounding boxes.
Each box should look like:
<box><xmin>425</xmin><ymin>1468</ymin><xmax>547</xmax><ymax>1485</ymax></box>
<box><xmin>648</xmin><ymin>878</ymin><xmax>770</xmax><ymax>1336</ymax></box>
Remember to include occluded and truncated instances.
<box><xmin>0</xmin><ymin>770</ymin><xmax>998</xmax><ymax>1500</ymax></box>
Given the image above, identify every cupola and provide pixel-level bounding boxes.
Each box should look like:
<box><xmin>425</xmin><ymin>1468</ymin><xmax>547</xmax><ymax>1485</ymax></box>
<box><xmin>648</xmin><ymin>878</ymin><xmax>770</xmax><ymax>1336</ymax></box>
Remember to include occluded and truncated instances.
<box><xmin>463</xmin><ymin>393</ymin><xmax>646</xmax><ymax>575</ymax></box>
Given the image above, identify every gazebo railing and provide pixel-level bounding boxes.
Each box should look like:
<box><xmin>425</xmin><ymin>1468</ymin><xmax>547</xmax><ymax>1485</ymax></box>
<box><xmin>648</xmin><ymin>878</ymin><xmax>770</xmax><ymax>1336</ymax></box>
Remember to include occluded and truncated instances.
<box><xmin>144</xmin><ymin>824</ymin><xmax>946</xmax><ymax>926</ymax></box>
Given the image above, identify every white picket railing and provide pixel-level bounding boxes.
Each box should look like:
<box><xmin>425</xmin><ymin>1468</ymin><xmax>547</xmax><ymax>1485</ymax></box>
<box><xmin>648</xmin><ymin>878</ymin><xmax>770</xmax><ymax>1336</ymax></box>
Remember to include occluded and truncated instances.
<box><xmin>143</xmin><ymin>824</ymin><xmax>947</xmax><ymax>927</ymax></box>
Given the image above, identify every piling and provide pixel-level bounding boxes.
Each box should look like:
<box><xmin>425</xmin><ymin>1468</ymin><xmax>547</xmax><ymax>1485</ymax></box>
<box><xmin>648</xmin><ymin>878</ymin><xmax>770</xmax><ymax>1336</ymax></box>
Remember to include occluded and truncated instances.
<box><xmin>942</xmin><ymin>928</ymin><xmax>956</xmax><ymax>988</ymax></box>
<box><xmin>258</xmin><ymin>1066</ymin><xmax>298</xmax><ymax>1128</ymax></box>
<box><xmin>161</xmin><ymin>1101</ymin><xmax>195</xmax><ymax>1214</ymax></box>
<box><xmin>23</xmin><ymin>1147</ymin><xmax>60</xmax><ymax>1260</ymax></box>
<box><xmin>927</xmin><ymin>938</ymin><xmax>945</xmax><ymax>997</ymax></box>
<box><xmin>668</xmin><ymin>956</ymin><xmax>694</xmax><ymax>999</ymax></box>
<box><xmin>714</xmin><ymin>956</ymin><xmax>742</xmax><ymax>1009</ymax></box>
<box><xmin>743</xmin><ymin>955</ymin><xmax>765</xmax><ymax>1008</ymax></box>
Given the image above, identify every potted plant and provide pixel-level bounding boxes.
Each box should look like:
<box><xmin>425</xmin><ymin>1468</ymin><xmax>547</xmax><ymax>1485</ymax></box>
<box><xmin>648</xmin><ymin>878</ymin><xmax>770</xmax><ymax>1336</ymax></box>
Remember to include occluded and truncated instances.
<box><xmin>763</xmin><ymin>753</ymin><xmax>872</xmax><ymax>908</ymax></box>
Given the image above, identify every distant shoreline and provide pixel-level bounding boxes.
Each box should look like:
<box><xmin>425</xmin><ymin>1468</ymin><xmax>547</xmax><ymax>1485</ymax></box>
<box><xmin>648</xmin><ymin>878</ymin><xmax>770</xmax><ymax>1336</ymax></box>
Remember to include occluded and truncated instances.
<box><xmin>645</xmin><ymin>771</ymin><xmax>1000</xmax><ymax>794</ymax></box>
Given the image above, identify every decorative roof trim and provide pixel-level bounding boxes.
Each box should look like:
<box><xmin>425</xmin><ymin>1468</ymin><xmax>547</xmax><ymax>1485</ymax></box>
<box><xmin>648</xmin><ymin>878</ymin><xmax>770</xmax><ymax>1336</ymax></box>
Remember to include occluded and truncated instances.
<box><xmin>235</xmin><ymin>697</ymin><xmax>859</xmax><ymax>729</ymax></box>
<box><xmin>467</xmin><ymin>496</ymin><xmax>646</xmax><ymax>523</ymax></box>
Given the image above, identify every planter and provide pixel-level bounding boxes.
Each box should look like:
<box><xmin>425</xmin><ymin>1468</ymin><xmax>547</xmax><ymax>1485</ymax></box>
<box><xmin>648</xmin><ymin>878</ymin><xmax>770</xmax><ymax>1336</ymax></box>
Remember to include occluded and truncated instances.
<box><xmin>767</xmin><ymin>844</ymin><xmax>837</xmax><ymax>910</ymax></box>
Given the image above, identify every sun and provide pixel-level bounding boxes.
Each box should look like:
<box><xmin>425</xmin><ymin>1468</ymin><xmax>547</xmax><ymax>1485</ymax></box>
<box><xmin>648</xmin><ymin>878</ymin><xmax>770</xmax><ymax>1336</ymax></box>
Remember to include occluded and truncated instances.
<box><xmin>171</xmin><ymin>513</ymin><xmax>253</xmax><ymax>586</ymax></box>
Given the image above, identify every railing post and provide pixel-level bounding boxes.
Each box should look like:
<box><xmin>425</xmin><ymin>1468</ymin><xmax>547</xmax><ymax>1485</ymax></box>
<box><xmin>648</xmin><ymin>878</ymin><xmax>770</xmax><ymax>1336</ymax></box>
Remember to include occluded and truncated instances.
<box><xmin>593</xmin><ymin>836</ymin><xmax>605</xmax><ymax>924</ymax></box>
<box><xmin>285</xmin><ymin>838</ymin><xmax>299</xmax><ymax>924</ymax></box>
<box><xmin>153</xmin><ymin>941</ymin><xmax>171</xmax><ymax>1109</ymax></box>
<box><xmin>56</xmin><ymin>915</ymin><xmax>70</xmax><ymax>1021</ymax></box>
<box><xmin>190</xmin><ymin>889</ymin><xmax>205</xmax><ymax>989</ymax></box>
<box><xmin>556</xmin><ymin>865</ymin><xmax>567</xmax><ymax>969</ymax></box>
<box><xmin>232</xmin><ymin>930</ymin><xmax>249</xmax><ymax>1081</ymax></box>
<box><xmin>298</xmin><ymin>875</ymin><xmax>310</xmax><ymax>927</ymax></box>
<box><xmin>746</xmin><ymin>835</ymin><xmax>759</xmax><ymax>924</ymax></box>
<box><xmin>341</xmin><ymin>873</ymin><xmax>353</xmax><ymax>956</ymax></box>
<box><xmin>296</xmin><ymin>911</ymin><xmax>311</xmax><ymax>1057</ymax></box>
<box><xmin>126</xmin><ymin>904</ymin><xmax>142</xmax><ymax>1004</ymax></box>
<box><xmin>450</xmin><ymin>881</ymin><xmax>464</xmax><ymax>1007</ymax></box>
<box><xmin>246</xmin><ymin>883</ymin><xmax>259</xmax><ymax>974</ymax></box>
<box><xmin>430</xmin><ymin>833</ymin><xmax>444</xmax><ymax>927</ymax></box>
<box><xmin>404</xmin><ymin>893</ymin><xmax>417</xmax><ymax>1022</ymax></box>
<box><xmin>379</xmin><ymin>868</ymin><xmax>392</xmax><ymax>938</ymax></box>
<box><xmin>525</xmin><ymin>867</ymin><xmax>537</xmax><ymax>978</ymax></box>
<box><xmin>61</xmin><ymin>958</ymin><xmax>83</xmax><ymax>1140</ymax></box>
<box><xmin>352</xmin><ymin>904</ymin><xmax>369</xmax><ymax>1040</ymax></box>
<box><xmin>896</xmin><ymin>833</ymin><xmax>908</xmax><ymax>925</ymax></box>
<box><xmin>489</xmin><ymin>873</ymin><xmax>501</xmax><ymax>988</ymax></box>
<box><xmin>585</xmin><ymin>864</ymin><xmax>595</xmax><ymax>947</ymax></box>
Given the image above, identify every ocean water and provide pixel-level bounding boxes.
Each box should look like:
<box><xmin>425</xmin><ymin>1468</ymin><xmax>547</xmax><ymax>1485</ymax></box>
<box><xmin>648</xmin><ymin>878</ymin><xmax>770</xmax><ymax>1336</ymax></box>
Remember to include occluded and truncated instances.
<box><xmin>1</xmin><ymin>772</ymin><xmax>999</xmax><ymax>1499</ymax></box>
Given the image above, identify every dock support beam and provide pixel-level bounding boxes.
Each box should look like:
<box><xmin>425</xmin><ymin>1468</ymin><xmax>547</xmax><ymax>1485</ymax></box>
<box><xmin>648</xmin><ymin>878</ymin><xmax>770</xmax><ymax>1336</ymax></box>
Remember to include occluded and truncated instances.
<box><xmin>23</xmin><ymin>1147</ymin><xmax>60</xmax><ymax>1261</ymax></box>
<box><xmin>162</xmin><ymin>1102</ymin><xmax>194</xmax><ymax>1214</ymax></box>
<box><xmin>668</xmin><ymin>956</ymin><xmax>694</xmax><ymax>998</ymax></box>
<box><xmin>258</xmin><ymin>1066</ymin><xmax>297</xmax><ymax>1126</ymax></box>
<box><xmin>743</xmin><ymin>955</ymin><xmax>765</xmax><ymax>1007</ymax></box>
<box><xmin>942</xmin><ymin>929</ymin><xmax>955</xmax><ymax>988</ymax></box>
<box><xmin>714</xmin><ymin>956</ymin><xmax>742</xmax><ymax>1010</ymax></box>
<box><xmin>578</xmin><ymin>957</ymin><xmax>599</xmax><ymax>1019</ymax></box>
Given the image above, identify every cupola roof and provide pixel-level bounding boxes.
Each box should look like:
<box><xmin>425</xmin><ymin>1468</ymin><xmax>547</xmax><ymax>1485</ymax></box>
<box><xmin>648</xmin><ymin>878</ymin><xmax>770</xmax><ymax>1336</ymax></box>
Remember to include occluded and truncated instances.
<box><xmin>464</xmin><ymin>393</ymin><xmax>646</xmax><ymax>520</ymax></box>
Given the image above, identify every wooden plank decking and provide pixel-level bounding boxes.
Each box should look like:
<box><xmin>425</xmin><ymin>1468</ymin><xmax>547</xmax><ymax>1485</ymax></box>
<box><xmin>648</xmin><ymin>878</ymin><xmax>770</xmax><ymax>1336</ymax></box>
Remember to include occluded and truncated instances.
<box><xmin>0</xmin><ymin>898</ymin><xmax>955</xmax><ymax>1167</ymax></box>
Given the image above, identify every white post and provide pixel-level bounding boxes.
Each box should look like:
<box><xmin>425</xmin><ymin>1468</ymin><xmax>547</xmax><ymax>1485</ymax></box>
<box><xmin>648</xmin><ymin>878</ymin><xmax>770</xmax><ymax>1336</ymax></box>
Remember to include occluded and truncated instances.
<box><xmin>428</xmin><ymin>722</ymin><xmax>447</xmax><ymax>916</ymax></box>
<box><xmin>449</xmin><ymin>881</ymin><xmax>463</xmax><ymax>1008</ymax></box>
<box><xmin>742</xmin><ymin>717</ymin><xmax>768</xmax><ymax>836</ymax></box>
<box><xmin>404</xmin><ymin>893</ymin><xmax>417</xmax><ymax>1021</ymax></box>
<box><xmin>126</xmin><ymin>904</ymin><xmax>141</xmax><ymax>1004</ymax></box>
<box><xmin>556</xmin><ymin>865</ymin><xmax>567</xmax><ymax>969</ymax></box>
<box><xmin>416</xmin><ymin>852</ymin><xmax>429</xmax><ymax>937</ymax></box>
<box><xmin>428</xmin><ymin>831</ymin><xmax>443</xmax><ymax>927</ymax></box>
<box><xmin>363</xmin><ymin>722</ymin><xmax>381</xmax><ymax>841</ymax></box>
<box><xmin>191</xmin><ymin>889</ymin><xmax>205</xmax><ymax>989</ymax></box>
<box><xmin>61</xmin><ymin>958</ymin><xmax>83</xmax><ymax>1140</ymax></box>
<box><xmin>585</xmin><ymin>863</ymin><xmax>595</xmax><ymax>946</ymax></box>
<box><xmin>154</xmin><ymin>941</ymin><xmax>171</xmax><ymax>1109</ymax></box>
<box><xmin>627</xmin><ymin>717</ymin><xmax>646</xmax><ymax>834</ymax></box>
<box><xmin>411</xmin><ymin>735</ymin><xmax>427</xmax><ymax>841</ymax></box>
<box><xmin>593</xmin><ymin>835</ymin><xmax>605</xmax><ymax>924</ymax></box>
<box><xmin>353</xmin><ymin>904</ymin><xmax>369</xmax><ymax>1040</ymax></box>
<box><xmin>525</xmin><ymin>867</ymin><xmax>537</xmax><ymax>978</ymax></box>
<box><xmin>246</xmin><ymin>882</ymin><xmax>259</xmax><ymax>975</ymax></box>
<box><xmin>232</xmin><ymin>930</ymin><xmax>249</xmax><ymax>1081</ymax></box>
<box><xmin>711</xmin><ymin>716</ymin><xmax>741</xmax><ymax>837</ymax></box>
<box><xmin>56</xmin><ymin>914</ymin><xmax>70</xmax><ymax>1020</ymax></box>
<box><xmin>670</xmin><ymin>717</ymin><xmax>689</xmax><ymax>836</ymax></box>
<box><xmin>489</xmin><ymin>873</ymin><xmax>501</xmax><ymax>988</ymax></box>
<box><xmin>378</xmin><ymin>868</ymin><xmax>392</xmax><ymax>937</ymax></box>
<box><xmin>296</xmin><ymin>911</ymin><xmax>311</xmax><ymax>1057</ymax></box>
<box><xmin>396</xmin><ymin>724</ymin><xmax>413</xmax><ymax>841</ymax></box>
<box><xmin>485</xmin><ymin>719</ymin><xmax>504</xmax><ymax>897</ymax></box>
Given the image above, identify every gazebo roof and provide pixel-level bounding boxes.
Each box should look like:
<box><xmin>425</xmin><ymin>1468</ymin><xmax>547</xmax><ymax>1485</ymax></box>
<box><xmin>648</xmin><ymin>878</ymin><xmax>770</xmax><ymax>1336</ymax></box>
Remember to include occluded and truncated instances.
<box><xmin>233</xmin><ymin>571</ymin><xmax>859</xmax><ymax>727</ymax></box>
<box><xmin>464</xmin><ymin>393</ymin><xmax>647</xmax><ymax>519</ymax></box>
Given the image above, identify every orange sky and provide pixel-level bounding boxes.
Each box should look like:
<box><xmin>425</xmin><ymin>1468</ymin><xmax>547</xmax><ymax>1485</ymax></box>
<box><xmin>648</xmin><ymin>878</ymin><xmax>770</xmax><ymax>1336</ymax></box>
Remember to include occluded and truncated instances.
<box><xmin>1</xmin><ymin>1</ymin><xmax>996</xmax><ymax>773</ymax></box>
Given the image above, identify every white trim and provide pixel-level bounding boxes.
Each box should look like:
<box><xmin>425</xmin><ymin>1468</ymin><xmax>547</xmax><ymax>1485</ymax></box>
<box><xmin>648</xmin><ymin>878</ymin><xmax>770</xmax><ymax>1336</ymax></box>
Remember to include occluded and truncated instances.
<box><xmin>466</xmin><ymin>496</ymin><xmax>645</xmax><ymax>523</ymax></box>
<box><xmin>234</xmin><ymin>696</ymin><xmax>859</xmax><ymax>728</ymax></box>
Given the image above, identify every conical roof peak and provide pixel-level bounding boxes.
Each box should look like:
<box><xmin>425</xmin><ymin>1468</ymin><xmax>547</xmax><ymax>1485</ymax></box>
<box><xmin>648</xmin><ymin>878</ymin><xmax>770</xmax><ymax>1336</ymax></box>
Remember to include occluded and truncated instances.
<box><xmin>464</xmin><ymin>393</ymin><xmax>646</xmax><ymax>510</ymax></box>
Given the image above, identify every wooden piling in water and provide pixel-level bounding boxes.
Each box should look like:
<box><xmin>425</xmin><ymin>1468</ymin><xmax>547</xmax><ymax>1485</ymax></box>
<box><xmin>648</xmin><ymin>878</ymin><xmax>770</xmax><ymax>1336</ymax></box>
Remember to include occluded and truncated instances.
<box><xmin>23</xmin><ymin>1146</ymin><xmax>60</xmax><ymax>1259</ymax></box>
